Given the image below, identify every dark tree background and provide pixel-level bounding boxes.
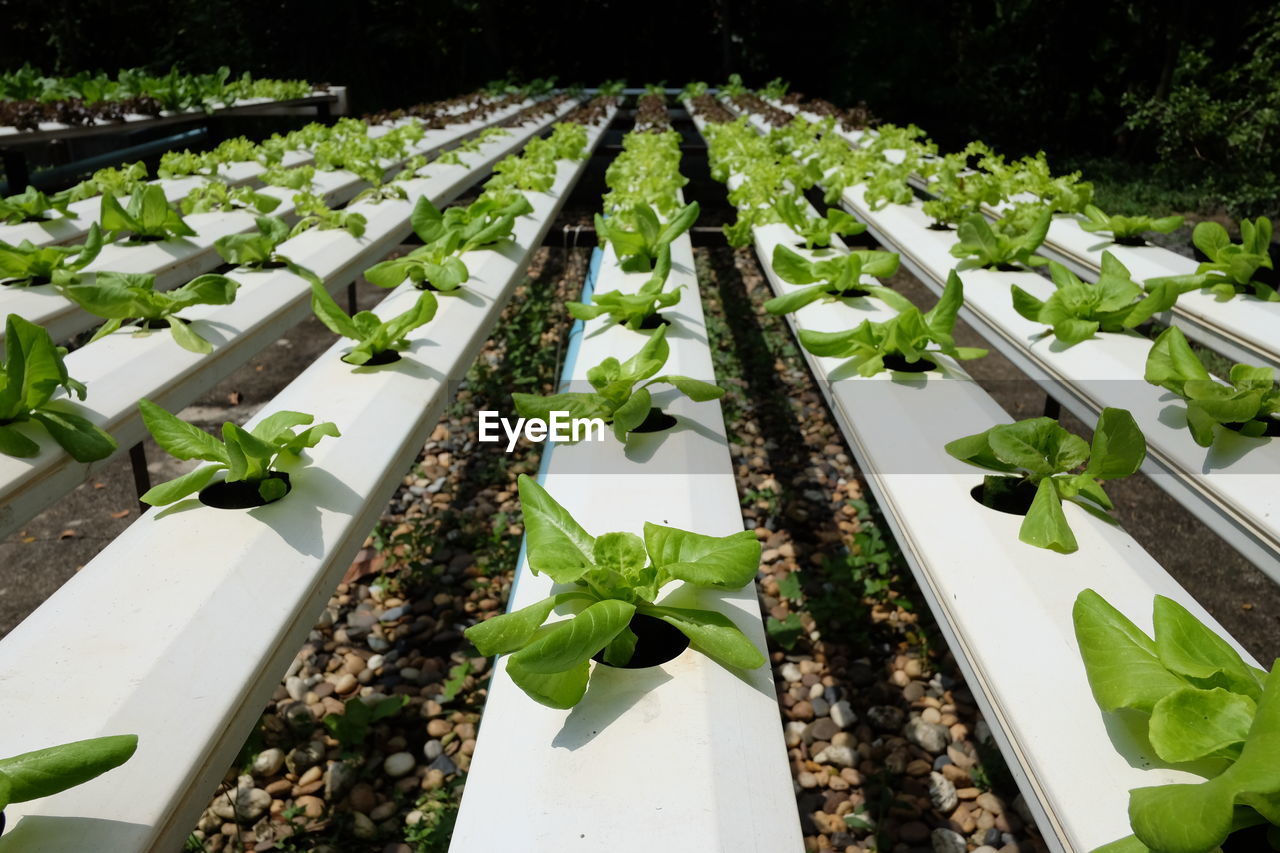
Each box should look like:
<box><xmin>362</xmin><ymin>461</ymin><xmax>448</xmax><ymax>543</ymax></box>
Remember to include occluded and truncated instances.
<box><xmin>1</xmin><ymin>0</ymin><xmax>1276</xmax><ymax>212</ymax></box>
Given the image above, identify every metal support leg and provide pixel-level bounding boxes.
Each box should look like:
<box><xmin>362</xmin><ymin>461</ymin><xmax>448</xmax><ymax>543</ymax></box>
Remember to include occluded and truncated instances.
<box><xmin>129</xmin><ymin>442</ymin><xmax>152</xmax><ymax>515</ymax></box>
<box><xmin>347</xmin><ymin>282</ymin><xmax>358</xmax><ymax>315</ymax></box>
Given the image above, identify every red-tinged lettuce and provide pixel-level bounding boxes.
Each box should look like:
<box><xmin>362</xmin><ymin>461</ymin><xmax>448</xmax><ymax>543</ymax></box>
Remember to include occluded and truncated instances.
<box><xmin>463</xmin><ymin>474</ymin><xmax>765</xmax><ymax>709</ymax></box>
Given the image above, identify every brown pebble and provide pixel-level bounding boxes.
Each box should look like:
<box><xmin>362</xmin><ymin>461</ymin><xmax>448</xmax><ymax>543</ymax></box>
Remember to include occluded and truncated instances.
<box><xmin>798</xmin><ymin>771</ymin><xmax>818</xmax><ymax>789</ymax></box>
<box><xmin>957</xmin><ymin>787</ymin><xmax>981</xmax><ymax>800</ymax></box>
<box><xmin>427</xmin><ymin>719</ymin><xmax>452</xmax><ymax>738</ymax></box>
<box><xmin>898</xmin><ymin>820</ymin><xmax>929</xmax><ymax>843</ymax></box>
<box><xmin>297</xmin><ymin>766</ymin><xmax>322</xmax><ymax>787</ymax></box>
<box><xmin>264</xmin><ymin>780</ymin><xmax>292</xmax><ymax>798</ymax></box>
<box><xmin>293</xmin><ymin>780</ymin><xmax>324</xmax><ymax>797</ymax></box>
<box><xmin>296</xmin><ymin>795</ymin><xmax>324</xmax><ymax>819</ymax></box>
<box><xmin>791</xmin><ymin>701</ymin><xmax>815</xmax><ymax>721</ymax></box>
<box><xmin>905</xmin><ymin>759</ymin><xmax>932</xmax><ymax>777</ymax></box>
<box><xmin>349</xmin><ymin>782</ymin><xmax>376</xmax><ymax>812</ymax></box>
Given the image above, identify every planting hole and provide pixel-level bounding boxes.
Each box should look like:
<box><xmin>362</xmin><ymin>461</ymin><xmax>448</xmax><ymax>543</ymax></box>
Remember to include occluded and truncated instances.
<box><xmin>199</xmin><ymin>472</ymin><xmax>292</xmax><ymax>509</ymax></box>
<box><xmin>825</xmin><ymin>286</ymin><xmax>870</xmax><ymax>298</ymax></box>
<box><xmin>1113</xmin><ymin>235</ymin><xmax>1147</xmax><ymax>247</ymax></box>
<box><xmin>631</xmin><ymin>407</ymin><xmax>677</xmax><ymax>434</ymax></box>
<box><xmin>971</xmin><ymin>476</ymin><xmax>1037</xmax><ymax>516</ymax></box>
<box><xmin>882</xmin><ymin>354</ymin><xmax>936</xmax><ymax>373</ymax></box>
<box><xmin>343</xmin><ymin>349</ymin><xmax>401</xmax><ymax>366</ymax></box>
<box><xmin>1223</xmin><ymin>418</ymin><xmax>1280</xmax><ymax>438</ymax></box>
<box><xmin>593</xmin><ymin>613</ymin><xmax>689</xmax><ymax>669</ymax></box>
<box><xmin>623</xmin><ymin>313</ymin><xmax>670</xmax><ymax>330</ymax></box>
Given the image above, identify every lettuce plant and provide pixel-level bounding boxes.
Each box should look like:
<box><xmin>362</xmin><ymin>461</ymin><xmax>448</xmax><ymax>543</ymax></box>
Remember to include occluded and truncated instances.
<box><xmin>0</xmin><ymin>186</ymin><xmax>73</xmax><ymax>224</ymax></box>
<box><xmin>1149</xmin><ymin>218</ymin><xmax>1276</xmax><ymax>301</ymax></box>
<box><xmin>594</xmin><ymin>202</ymin><xmax>699</xmax><ymax>273</ymax></box>
<box><xmin>59</xmin><ymin>271</ymin><xmax>238</xmax><ymax>354</ymax></box>
<box><xmin>0</xmin><ymin>314</ymin><xmax>117</xmax><ymax>461</ymax></box>
<box><xmin>764</xmin><ymin>244</ymin><xmax>901</xmax><ymax>315</ymax></box>
<box><xmin>1073</xmin><ymin>590</ymin><xmax>1278</xmax><ymax>853</ymax></box>
<box><xmin>1145</xmin><ymin>326</ymin><xmax>1280</xmax><ymax>446</ymax></box>
<box><xmin>568</xmin><ymin>246</ymin><xmax>680</xmax><ymax>329</ymax></box>
<box><xmin>308</xmin><ymin>277</ymin><xmax>438</xmax><ymax>365</ymax></box>
<box><xmin>769</xmin><ymin>194</ymin><xmax>865</xmax><ymax>248</ymax></box>
<box><xmin>0</xmin><ymin>224</ymin><xmax>103</xmax><ymax>286</ymax></box>
<box><xmin>289</xmin><ymin>192</ymin><xmax>366</xmax><ymax>238</ymax></box>
<box><xmin>950</xmin><ymin>208</ymin><xmax>1052</xmax><ymax>270</ymax></box>
<box><xmin>1011</xmin><ymin>252</ymin><xmax>1179</xmax><ymax>345</ymax></box>
<box><xmin>58</xmin><ymin>161</ymin><xmax>148</xmax><ymax>203</ymax></box>
<box><xmin>260</xmin><ymin>164</ymin><xmax>315</xmax><ymax>191</ymax></box>
<box><xmin>512</xmin><ymin>325</ymin><xmax>724</xmax><ymax>441</ymax></box>
<box><xmin>137</xmin><ymin>400</ymin><xmax>339</xmax><ymax>506</ymax></box>
<box><xmin>464</xmin><ymin>474</ymin><xmax>765</xmax><ymax>709</ymax></box>
<box><xmin>1079</xmin><ymin>204</ymin><xmax>1183</xmax><ymax>245</ymax></box>
<box><xmin>214</xmin><ymin>216</ymin><xmax>292</xmax><ymax>268</ymax></box>
<box><xmin>945</xmin><ymin>407</ymin><xmax>1146</xmax><ymax>553</ymax></box>
<box><xmin>365</xmin><ymin>243</ymin><xmax>468</xmax><ymax>293</ymax></box>
<box><xmin>797</xmin><ymin>271</ymin><xmax>985</xmax><ymax>374</ymax></box>
<box><xmin>0</xmin><ymin>734</ymin><xmax>138</xmax><ymax>829</ymax></box>
<box><xmin>179</xmin><ymin>181</ymin><xmax>281</xmax><ymax>215</ymax></box>
<box><xmin>100</xmin><ymin>185</ymin><xmax>196</xmax><ymax>241</ymax></box>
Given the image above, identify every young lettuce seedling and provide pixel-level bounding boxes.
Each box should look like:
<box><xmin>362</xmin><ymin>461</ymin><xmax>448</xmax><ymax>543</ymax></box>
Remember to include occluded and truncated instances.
<box><xmin>1079</xmin><ymin>204</ymin><xmax>1183</xmax><ymax>246</ymax></box>
<box><xmin>179</xmin><ymin>181</ymin><xmax>281</xmax><ymax>216</ymax></box>
<box><xmin>308</xmin><ymin>277</ymin><xmax>438</xmax><ymax>365</ymax></box>
<box><xmin>950</xmin><ymin>208</ymin><xmax>1052</xmax><ymax>270</ymax></box>
<box><xmin>0</xmin><ymin>734</ymin><xmax>138</xmax><ymax>830</ymax></box>
<box><xmin>797</xmin><ymin>270</ymin><xmax>986</xmax><ymax>374</ymax></box>
<box><xmin>0</xmin><ymin>314</ymin><xmax>117</xmax><ymax>461</ymax></box>
<box><xmin>463</xmin><ymin>474</ymin><xmax>765</xmax><ymax>709</ymax></box>
<box><xmin>764</xmin><ymin>244</ymin><xmax>901</xmax><ymax>315</ymax></box>
<box><xmin>100</xmin><ymin>184</ymin><xmax>196</xmax><ymax>242</ymax></box>
<box><xmin>137</xmin><ymin>400</ymin><xmax>340</xmax><ymax>506</ymax></box>
<box><xmin>0</xmin><ymin>185</ymin><xmax>74</xmax><ymax>224</ymax></box>
<box><xmin>1147</xmin><ymin>218</ymin><xmax>1276</xmax><ymax>302</ymax></box>
<box><xmin>260</xmin><ymin>164</ymin><xmax>315</xmax><ymax>191</ymax></box>
<box><xmin>58</xmin><ymin>271</ymin><xmax>238</xmax><ymax>354</ymax></box>
<box><xmin>58</xmin><ymin>161</ymin><xmax>149</xmax><ymax>204</ymax></box>
<box><xmin>289</xmin><ymin>192</ymin><xmax>367</xmax><ymax>238</ymax></box>
<box><xmin>1010</xmin><ymin>252</ymin><xmax>1180</xmax><ymax>345</ymax></box>
<box><xmin>567</xmin><ymin>245</ymin><xmax>681</xmax><ymax>329</ymax></box>
<box><xmin>945</xmin><ymin>407</ymin><xmax>1146</xmax><ymax>553</ymax></box>
<box><xmin>594</xmin><ymin>201</ymin><xmax>700</xmax><ymax>273</ymax></box>
<box><xmin>769</xmin><ymin>194</ymin><xmax>865</xmax><ymax>249</ymax></box>
<box><xmin>512</xmin><ymin>324</ymin><xmax>724</xmax><ymax>441</ymax></box>
<box><xmin>1072</xmin><ymin>589</ymin><xmax>1277</xmax><ymax>853</ymax></box>
<box><xmin>214</xmin><ymin>216</ymin><xmax>293</xmax><ymax>269</ymax></box>
<box><xmin>1145</xmin><ymin>326</ymin><xmax>1280</xmax><ymax>446</ymax></box>
<box><xmin>0</xmin><ymin>223</ymin><xmax>104</xmax><ymax>286</ymax></box>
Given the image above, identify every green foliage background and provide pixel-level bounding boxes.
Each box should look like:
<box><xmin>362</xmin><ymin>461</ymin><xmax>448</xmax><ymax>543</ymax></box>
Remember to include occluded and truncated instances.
<box><xmin>1</xmin><ymin>0</ymin><xmax>1276</xmax><ymax>215</ymax></box>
